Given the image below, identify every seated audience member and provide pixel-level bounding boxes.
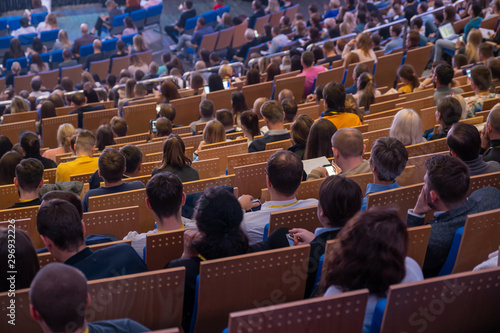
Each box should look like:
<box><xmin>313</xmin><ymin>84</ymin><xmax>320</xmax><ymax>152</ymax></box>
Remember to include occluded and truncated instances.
<box><xmin>11</xmin><ymin>16</ymin><xmax>35</xmax><ymax>37</ymax></box>
<box><xmin>95</xmin><ymin>125</ymin><xmax>115</xmax><ymax>151</ymax></box>
<box><xmin>29</xmin><ymin>53</ymin><xmax>49</xmax><ymax>74</ymax></box>
<box><xmin>247</xmin><ymin>0</ymin><xmax>266</xmax><ymax>29</ymax></box>
<box><xmin>72</xmin><ymin>23</ymin><xmax>97</xmax><ymax>58</ymax></box>
<box><xmin>248</xmin><ymin>100</ymin><xmax>290</xmax><ymax>152</ymax></box>
<box><xmin>489</xmin><ymin>58</ymin><xmax>500</xmax><ymax>93</ymax></box>
<box><xmin>239</xmin><ymin>110</ymin><xmax>260</xmax><ymax>146</ymax></box>
<box><xmin>216</xmin><ymin>109</ymin><xmax>236</xmax><ymax>133</ymax></box>
<box><xmin>164</xmin><ymin>0</ymin><xmax>196</xmax><ymax>43</ymax></box>
<box><xmin>91</xmin><ymin>0</ymin><xmax>122</xmax><ymax>37</ymax></box>
<box><xmin>124</xmin><ymin>172</ymin><xmax>187</xmax><ymax>258</ymax></box>
<box><xmin>37</xmin><ymin>199</ymin><xmax>148</xmax><ymax>280</ymax></box>
<box><xmin>89</xmin><ymin>144</ymin><xmax>142</xmax><ymax>189</ymax></box>
<box><xmin>406</xmin><ymin>30</ymin><xmax>421</xmax><ymax>50</ymax></box>
<box><xmin>189</xmin><ymin>99</ymin><xmax>215</xmax><ymax>132</ymax></box>
<box><xmin>407</xmin><ymin>155</ymin><xmax>500</xmax><ymax>277</ymax></box>
<box><xmin>481</xmin><ymin>105</ymin><xmax>500</xmax><ymax>163</ymax></box>
<box><xmin>289</xmin><ymin>175</ymin><xmax>363</xmax><ymax>297</ymax></box>
<box><xmin>82</xmin><ymin>148</ymin><xmax>145</xmax><ymax>211</ymax></box>
<box><xmin>384</xmin><ymin>23</ymin><xmax>403</xmax><ymax>52</ymax></box>
<box><xmin>193</xmin><ymin>120</ymin><xmax>226</xmax><ymax>160</ymax></box>
<box><xmin>241</xmin><ymin>151</ymin><xmax>319</xmax><ymax>244</ymax></box>
<box><xmin>69</xmin><ymin>92</ymin><xmax>105</xmax><ymax>128</ymax></box>
<box><xmin>154</xmin><ymin>117</ymin><xmax>173</xmax><ymax>138</ymax></box>
<box><xmin>389</xmin><ymin>109</ymin><xmax>425</xmax><ymax>146</ymax></box>
<box><xmin>319</xmin><ymin>40</ymin><xmax>341</xmax><ymax>66</ymax></box>
<box><xmin>56</xmin><ymin>130</ymin><xmax>98</xmax><ymax>182</ymax></box>
<box><xmin>323</xmin><ymin>207</ymin><xmax>424</xmax><ymax>331</ymax></box>
<box><xmin>282</xmin><ymin>98</ymin><xmax>298</xmax><ymax>123</ymax></box>
<box><xmin>362</xmin><ymin>137</ymin><xmax>408</xmax><ymax>209</ymax></box>
<box><xmin>425</xmin><ymin>96</ymin><xmax>462</xmax><ymax>141</ymax></box>
<box><xmin>397</xmin><ymin>64</ymin><xmax>419</xmax><ymax>93</ymax></box>
<box><xmin>278</xmin><ymin>88</ymin><xmax>294</xmax><ymax>102</ymax></box>
<box><xmin>29</xmin><ymin>77</ymin><xmax>49</xmax><ymax>99</ymax></box>
<box><xmin>20</xmin><ymin>132</ymin><xmax>57</xmax><ymax>169</ymax></box>
<box><xmin>0</xmin><ymin>136</ymin><xmax>13</xmax><ymax>160</ymax></box>
<box><xmin>447</xmin><ymin>122</ymin><xmax>500</xmax><ymax>176</ymax></box>
<box><xmin>43</xmin><ymin>124</ymin><xmax>76</xmax><ymax>162</ymax></box>
<box><xmin>465</xmin><ymin>65</ymin><xmax>498</xmax><ymax>117</ymax></box>
<box><xmin>231</xmin><ymin>91</ymin><xmax>250</xmax><ymax>128</ymax></box>
<box><xmin>58</xmin><ymin>48</ymin><xmax>78</xmax><ymax>69</ymax></box>
<box><xmin>304</xmin><ymin>119</ymin><xmax>337</xmax><ymax>160</ymax></box>
<box><xmin>268</xmin><ymin>26</ymin><xmax>290</xmax><ymax>54</ymax></box>
<box><xmin>158</xmin><ymin>103</ymin><xmax>179</xmax><ymax>126</ymax></box>
<box><xmin>110</xmin><ymin>116</ymin><xmax>128</xmax><ymax>137</ymax></box>
<box><xmin>83</xmin><ymin>39</ymin><xmax>105</xmax><ymax>70</ymax></box>
<box><xmin>433</xmin><ymin>64</ymin><xmax>465</xmax><ymax>105</ymax></box>
<box><xmin>288</xmin><ymin>115</ymin><xmax>314</xmax><ymax>160</ymax></box>
<box><xmin>297</xmin><ymin>51</ymin><xmax>326</xmax><ymax>99</ymax></box>
<box><xmin>151</xmin><ymin>134</ymin><xmax>200</xmax><ymax>182</ymax></box>
<box><xmin>345</xmin><ymin>63</ymin><xmax>372</xmax><ymax>95</ymax></box>
<box><xmin>321</xmin><ymin>82</ymin><xmax>362</xmax><ymax>129</ymax></box>
<box><xmin>120</xmin><ymin>82</ymin><xmax>148</xmax><ymax>114</ymax></box>
<box><xmin>169</xmin><ymin>17</ymin><xmax>213</xmax><ymax>54</ymax></box>
<box><xmin>342</xmin><ymin>33</ymin><xmax>377</xmax><ymax>62</ymax></box>
<box><xmin>128</xmin><ymin>55</ymin><xmax>149</xmax><ymax>77</ymax></box>
<box><xmin>0</xmin><ymin>152</ymin><xmax>24</xmax><ymax>185</ymax></box>
<box><xmin>29</xmin><ymin>263</ymin><xmax>150</xmax><ymax>332</ymax></box>
<box><xmin>9</xmin><ymin>158</ymin><xmax>44</xmax><ymax>208</ymax></box>
<box><xmin>0</xmin><ymin>228</ymin><xmax>39</xmax><ymax>292</ymax></box>
<box><xmin>308</xmin><ymin>127</ymin><xmax>371</xmax><ymax>179</ymax></box>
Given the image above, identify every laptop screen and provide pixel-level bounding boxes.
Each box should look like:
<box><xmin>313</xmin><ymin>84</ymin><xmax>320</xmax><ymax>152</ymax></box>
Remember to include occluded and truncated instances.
<box><xmin>439</xmin><ymin>23</ymin><xmax>455</xmax><ymax>39</ymax></box>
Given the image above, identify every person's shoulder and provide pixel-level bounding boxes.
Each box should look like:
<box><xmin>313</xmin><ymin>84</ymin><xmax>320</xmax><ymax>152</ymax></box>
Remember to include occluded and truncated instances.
<box><xmin>88</xmin><ymin>318</ymin><xmax>149</xmax><ymax>333</ymax></box>
<box><xmin>125</xmin><ymin>181</ymin><xmax>146</xmax><ymax>189</ymax></box>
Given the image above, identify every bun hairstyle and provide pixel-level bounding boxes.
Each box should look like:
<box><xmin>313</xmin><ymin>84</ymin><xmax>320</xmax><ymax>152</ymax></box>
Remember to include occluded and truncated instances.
<box><xmin>193</xmin><ymin>187</ymin><xmax>249</xmax><ymax>260</ymax></box>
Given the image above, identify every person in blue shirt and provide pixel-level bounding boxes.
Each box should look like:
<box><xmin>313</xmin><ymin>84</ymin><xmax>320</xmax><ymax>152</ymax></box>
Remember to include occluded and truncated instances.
<box><xmin>361</xmin><ymin>137</ymin><xmax>408</xmax><ymax>209</ymax></box>
<box><xmin>464</xmin><ymin>3</ymin><xmax>483</xmax><ymax>42</ymax></box>
<box><xmin>383</xmin><ymin>23</ymin><xmax>403</xmax><ymax>52</ymax></box>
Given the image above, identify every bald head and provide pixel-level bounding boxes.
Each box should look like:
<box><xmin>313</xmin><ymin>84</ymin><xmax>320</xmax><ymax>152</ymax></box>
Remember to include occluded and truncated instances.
<box><xmin>278</xmin><ymin>89</ymin><xmax>294</xmax><ymax>102</ymax></box>
<box><xmin>487</xmin><ymin>105</ymin><xmax>500</xmax><ymax>134</ymax></box>
<box><xmin>30</xmin><ymin>263</ymin><xmax>88</xmax><ymax>332</ymax></box>
<box><xmin>331</xmin><ymin>127</ymin><xmax>365</xmax><ymax>158</ymax></box>
<box><xmin>80</xmin><ymin>23</ymin><xmax>88</xmax><ymax>34</ymax></box>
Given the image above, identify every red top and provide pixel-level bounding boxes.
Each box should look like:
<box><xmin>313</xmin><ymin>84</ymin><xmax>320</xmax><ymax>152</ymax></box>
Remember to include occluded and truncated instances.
<box><xmin>213</xmin><ymin>3</ymin><xmax>224</xmax><ymax>10</ymax></box>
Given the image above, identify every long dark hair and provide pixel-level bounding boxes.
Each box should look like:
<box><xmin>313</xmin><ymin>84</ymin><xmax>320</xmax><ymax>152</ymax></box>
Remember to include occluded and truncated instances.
<box><xmin>398</xmin><ymin>64</ymin><xmax>419</xmax><ymax>91</ymax></box>
<box><xmin>304</xmin><ymin>119</ymin><xmax>337</xmax><ymax>159</ymax></box>
<box><xmin>321</xmin><ymin>207</ymin><xmax>408</xmax><ymax>297</ymax></box>
<box><xmin>9</xmin><ymin>38</ymin><xmax>24</xmax><ymax>59</ymax></box>
<box><xmin>95</xmin><ymin>125</ymin><xmax>115</xmax><ymax>151</ymax></box>
<box><xmin>0</xmin><ymin>151</ymin><xmax>23</xmax><ymax>185</ymax></box>
<box><xmin>40</xmin><ymin>100</ymin><xmax>56</xmax><ymax>120</ymax></box>
<box><xmin>208</xmin><ymin>73</ymin><xmax>224</xmax><ymax>92</ymax></box>
<box><xmin>193</xmin><ymin>187</ymin><xmax>249</xmax><ymax>260</ymax></box>
<box><xmin>231</xmin><ymin>91</ymin><xmax>249</xmax><ymax>118</ymax></box>
<box><xmin>240</xmin><ymin>110</ymin><xmax>260</xmax><ymax>138</ymax></box>
<box><xmin>319</xmin><ymin>176</ymin><xmax>362</xmax><ymax>228</ymax></box>
<box><xmin>159</xmin><ymin>134</ymin><xmax>192</xmax><ymax>169</ymax></box>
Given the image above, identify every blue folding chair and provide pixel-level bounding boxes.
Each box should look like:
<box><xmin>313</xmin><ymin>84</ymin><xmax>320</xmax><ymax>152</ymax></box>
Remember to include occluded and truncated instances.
<box><xmin>7</xmin><ymin>16</ymin><xmax>22</xmax><ymax>32</ymax></box>
<box><xmin>51</xmin><ymin>48</ymin><xmax>67</xmax><ymax>64</ymax></box>
<box><xmin>102</xmin><ymin>38</ymin><xmax>118</xmax><ymax>55</ymax></box>
<box><xmin>30</xmin><ymin>52</ymin><xmax>50</xmax><ymax>65</ymax></box>
<box><xmin>184</xmin><ymin>16</ymin><xmax>198</xmax><ymax>32</ymax></box>
<box><xmin>6</xmin><ymin>57</ymin><xmax>27</xmax><ymax>71</ymax></box>
<box><xmin>0</xmin><ymin>35</ymin><xmax>13</xmax><ymax>59</ymax></box>
<box><xmin>122</xmin><ymin>33</ymin><xmax>137</xmax><ymax>46</ymax></box>
<box><xmin>30</xmin><ymin>12</ymin><xmax>48</xmax><ymax>26</ymax></box>
<box><xmin>18</xmin><ymin>32</ymin><xmax>37</xmax><ymax>47</ymax></box>
<box><xmin>438</xmin><ymin>227</ymin><xmax>464</xmax><ymax>276</ymax></box>
<box><xmin>110</xmin><ymin>13</ymin><xmax>129</xmax><ymax>35</ymax></box>
<box><xmin>201</xmin><ymin>11</ymin><xmax>217</xmax><ymax>25</ymax></box>
<box><xmin>145</xmin><ymin>3</ymin><xmax>163</xmax><ymax>28</ymax></box>
<box><xmin>40</xmin><ymin>29</ymin><xmax>59</xmax><ymax>50</ymax></box>
<box><xmin>0</xmin><ymin>17</ymin><xmax>9</xmax><ymax>36</ymax></box>
<box><xmin>216</xmin><ymin>5</ymin><xmax>230</xmax><ymax>16</ymax></box>
<box><xmin>79</xmin><ymin>44</ymin><xmax>94</xmax><ymax>58</ymax></box>
<box><xmin>131</xmin><ymin>9</ymin><xmax>147</xmax><ymax>31</ymax></box>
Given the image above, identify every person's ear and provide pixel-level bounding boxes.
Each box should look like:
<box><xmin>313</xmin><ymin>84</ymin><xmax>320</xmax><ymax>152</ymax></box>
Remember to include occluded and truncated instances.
<box><xmin>450</xmin><ymin>149</ymin><xmax>458</xmax><ymax>157</ymax></box>
<box><xmin>145</xmin><ymin>197</ymin><xmax>152</xmax><ymax>211</ymax></box>
<box><xmin>86</xmin><ymin>293</ymin><xmax>91</xmax><ymax>308</ymax></box>
<box><xmin>487</xmin><ymin>123</ymin><xmax>493</xmax><ymax>134</ymax></box>
<box><xmin>362</xmin><ymin>143</ymin><xmax>366</xmax><ymax>155</ymax></box>
<box><xmin>30</xmin><ymin>305</ymin><xmax>42</xmax><ymax>323</ymax></box>
<box><xmin>38</xmin><ymin>178</ymin><xmax>44</xmax><ymax>189</ymax></box>
<box><xmin>181</xmin><ymin>192</ymin><xmax>187</xmax><ymax>207</ymax></box>
<box><xmin>266</xmin><ymin>174</ymin><xmax>272</xmax><ymax>189</ymax></box>
<box><xmin>81</xmin><ymin>221</ymin><xmax>86</xmax><ymax>237</ymax></box>
<box><xmin>40</xmin><ymin>235</ymin><xmax>52</xmax><ymax>251</ymax></box>
<box><xmin>429</xmin><ymin>189</ymin><xmax>439</xmax><ymax>204</ymax></box>
<box><xmin>13</xmin><ymin>177</ymin><xmax>19</xmax><ymax>189</ymax></box>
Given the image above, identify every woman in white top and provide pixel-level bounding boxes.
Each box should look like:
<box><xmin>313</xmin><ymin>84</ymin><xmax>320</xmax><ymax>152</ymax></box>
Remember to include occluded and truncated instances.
<box><xmin>389</xmin><ymin>108</ymin><xmax>425</xmax><ymax>146</ymax></box>
<box><xmin>36</xmin><ymin>13</ymin><xmax>58</xmax><ymax>34</ymax></box>
<box><xmin>322</xmin><ymin>207</ymin><xmax>423</xmax><ymax>333</ymax></box>
<box><xmin>342</xmin><ymin>33</ymin><xmax>377</xmax><ymax>62</ymax></box>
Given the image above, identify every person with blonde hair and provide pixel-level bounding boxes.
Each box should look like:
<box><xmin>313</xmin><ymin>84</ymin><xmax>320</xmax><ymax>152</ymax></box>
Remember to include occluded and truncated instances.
<box><xmin>9</xmin><ymin>96</ymin><xmax>30</xmax><ymax>114</ymax></box>
<box><xmin>52</xmin><ymin>30</ymin><xmax>72</xmax><ymax>53</ymax></box>
<box><xmin>37</xmin><ymin>13</ymin><xmax>58</xmax><ymax>34</ymax></box>
<box><xmin>389</xmin><ymin>109</ymin><xmax>425</xmax><ymax>146</ymax></box>
<box><xmin>131</xmin><ymin>34</ymin><xmax>148</xmax><ymax>54</ymax></box>
<box><xmin>463</xmin><ymin>28</ymin><xmax>482</xmax><ymax>64</ymax></box>
<box><xmin>194</xmin><ymin>120</ymin><xmax>226</xmax><ymax>160</ymax></box>
<box><xmin>42</xmin><ymin>123</ymin><xmax>76</xmax><ymax>162</ymax></box>
<box><xmin>342</xmin><ymin>33</ymin><xmax>377</xmax><ymax>62</ymax></box>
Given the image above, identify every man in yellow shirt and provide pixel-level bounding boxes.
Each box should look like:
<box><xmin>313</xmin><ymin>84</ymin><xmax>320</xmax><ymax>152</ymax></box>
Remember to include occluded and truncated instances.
<box><xmin>56</xmin><ymin>130</ymin><xmax>98</xmax><ymax>182</ymax></box>
<box><xmin>320</xmin><ymin>82</ymin><xmax>362</xmax><ymax>129</ymax></box>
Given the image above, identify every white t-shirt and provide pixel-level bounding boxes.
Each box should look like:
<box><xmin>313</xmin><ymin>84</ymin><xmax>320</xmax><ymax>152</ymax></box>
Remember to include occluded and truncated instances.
<box><xmin>324</xmin><ymin>257</ymin><xmax>423</xmax><ymax>333</ymax></box>
<box><xmin>241</xmin><ymin>198</ymin><xmax>319</xmax><ymax>245</ymax></box>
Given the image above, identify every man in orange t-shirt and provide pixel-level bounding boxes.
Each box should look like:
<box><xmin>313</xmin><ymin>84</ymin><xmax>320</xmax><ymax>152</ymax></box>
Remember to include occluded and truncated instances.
<box><xmin>319</xmin><ymin>82</ymin><xmax>361</xmax><ymax>129</ymax></box>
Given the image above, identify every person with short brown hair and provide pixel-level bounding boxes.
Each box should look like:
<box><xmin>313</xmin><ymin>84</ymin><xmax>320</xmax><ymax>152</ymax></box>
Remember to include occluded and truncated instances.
<box><xmin>110</xmin><ymin>116</ymin><xmax>128</xmax><ymax>137</ymax></box>
<box><xmin>81</xmin><ymin>148</ymin><xmax>145</xmax><ymax>212</ymax></box>
<box><xmin>465</xmin><ymin>65</ymin><xmax>498</xmax><ymax>117</ymax></box>
<box><xmin>249</xmin><ymin>100</ymin><xmax>290</xmax><ymax>152</ymax></box>
<box><xmin>9</xmin><ymin>158</ymin><xmax>44</xmax><ymax>209</ymax></box>
<box><xmin>481</xmin><ymin>104</ymin><xmax>500</xmax><ymax>163</ymax></box>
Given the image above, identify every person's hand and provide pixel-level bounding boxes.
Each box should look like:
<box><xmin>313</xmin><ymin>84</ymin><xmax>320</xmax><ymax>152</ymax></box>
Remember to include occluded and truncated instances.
<box><xmin>197</xmin><ymin>140</ymin><xmax>206</xmax><ymax>150</ymax></box>
<box><xmin>481</xmin><ymin>125</ymin><xmax>490</xmax><ymax>150</ymax></box>
<box><xmin>428</xmin><ymin>33</ymin><xmax>435</xmax><ymax>38</ymax></box>
<box><xmin>288</xmin><ymin>228</ymin><xmax>315</xmax><ymax>245</ymax></box>
<box><xmin>238</xmin><ymin>195</ymin><xmax>261</xmax><ymax>211</ymax></box>
<box><xmin>348</xmin><ymin>39</ymin><xmax>356</xmax><ymax>46</ymax></box>
<box><xmin>305</xmin><ymin>94</ymin><xmax>316</xmax><ymax>103</ymax></box>
<box><xmin>312</xmin><ymin>166</ymin><xmax>328</xmax><ymax>178</ymax></box>
<box><xmin>181</xmin><ymin>229</ymin><xmax>202</xmax><ymax>259</ymax></box>
<box><xmin>412</xmin><ymin>186</ymin><xmax>432</xmax><ymax>215</ymax></box>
